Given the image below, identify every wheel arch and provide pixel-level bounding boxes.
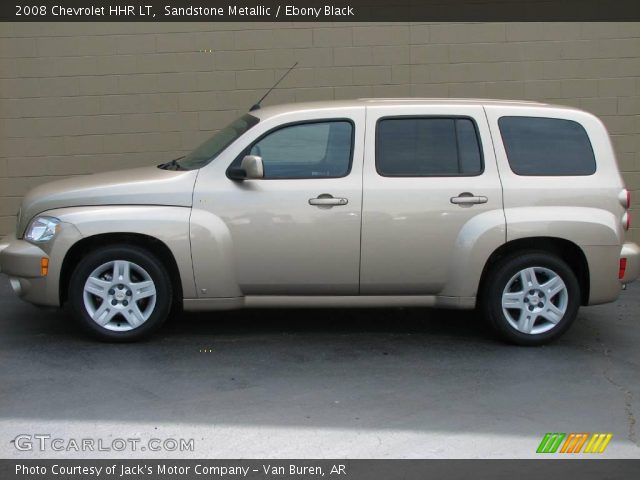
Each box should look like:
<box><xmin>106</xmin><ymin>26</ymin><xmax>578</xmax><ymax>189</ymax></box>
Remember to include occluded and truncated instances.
<box><xmin>59</xmin><ymin>232</ymin><xmax>183</xmax><ymax>306</ymax></box>
<box><xmin>478</xmin><ymin>236</ymin><xmax>590</xmax><ymax>306</ymax></box>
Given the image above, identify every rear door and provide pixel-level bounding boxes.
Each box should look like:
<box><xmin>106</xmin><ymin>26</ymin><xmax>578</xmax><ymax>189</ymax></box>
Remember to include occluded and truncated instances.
<box><xmin>360</xmin><ymin>104</ymin><xmax>505</xmax><ymax>296</ymax></box>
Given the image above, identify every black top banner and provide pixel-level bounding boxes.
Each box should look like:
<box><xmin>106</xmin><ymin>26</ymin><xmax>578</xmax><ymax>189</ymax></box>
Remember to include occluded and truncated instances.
<box><xmin>2</xmin><ymin>0</ymin><xmax>640</xmax><ymax>22</ymax></box>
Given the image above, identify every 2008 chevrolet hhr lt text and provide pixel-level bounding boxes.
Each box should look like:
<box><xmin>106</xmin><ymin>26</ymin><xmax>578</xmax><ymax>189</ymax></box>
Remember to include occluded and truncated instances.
<box><xmin>1</xmin><ymin>99</ymin><xmax>638</xmax><ymax>344</ymax></box>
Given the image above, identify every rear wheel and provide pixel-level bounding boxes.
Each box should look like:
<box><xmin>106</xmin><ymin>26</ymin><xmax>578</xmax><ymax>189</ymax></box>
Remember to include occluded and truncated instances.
<box><xmin>69</xmin><ymin>245</ymin><xmax>172</xmax><ymax>341</ymax></box>
<box><xmin>481</xmin><ymin>251</ymin><xmax>581</xmax><ymax>345</ymax></box>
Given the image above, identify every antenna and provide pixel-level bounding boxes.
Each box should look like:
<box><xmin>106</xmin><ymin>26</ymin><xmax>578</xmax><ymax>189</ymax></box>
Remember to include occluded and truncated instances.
<box><xmin>249</xmin><ymin>62</ymin><xmax>298</xmax><ymax>112</ymax></box>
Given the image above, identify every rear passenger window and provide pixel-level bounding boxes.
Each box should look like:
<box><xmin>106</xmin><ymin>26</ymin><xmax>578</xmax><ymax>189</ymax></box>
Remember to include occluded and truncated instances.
<box><xmin>376</xmin><ymin>117</ymin><xmax>483</xmax><ymax>177</ymax></box>
<box><xmin>498</xmin><ymin>117</ymin><xmax>596</xmax><ymax>176</ymax></box>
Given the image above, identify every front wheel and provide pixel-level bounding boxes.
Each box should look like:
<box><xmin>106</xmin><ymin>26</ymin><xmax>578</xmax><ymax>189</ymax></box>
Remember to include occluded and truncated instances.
<box><xmin>69</xmin><ymin>245</ymin><xmax>173</xmax><ymax>341</ymax></box>
<box><xmin>481</xmin><ymin>252</ymin><xmax>581</xmax><ymax>346</ymax></box>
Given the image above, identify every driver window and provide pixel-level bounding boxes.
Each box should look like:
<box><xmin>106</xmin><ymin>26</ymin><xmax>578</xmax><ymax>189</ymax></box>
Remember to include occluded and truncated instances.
<box><xmin>239</xmin><ymin>120</ymin><xmax>353</xmax><ymax>179</ymax></box>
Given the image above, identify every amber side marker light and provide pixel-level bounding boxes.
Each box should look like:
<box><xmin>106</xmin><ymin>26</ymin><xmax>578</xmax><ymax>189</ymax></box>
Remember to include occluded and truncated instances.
<box><xmin>40</xmin><ymin>257</ymin><xmax>49</xmax><ymax>277</ymax></box>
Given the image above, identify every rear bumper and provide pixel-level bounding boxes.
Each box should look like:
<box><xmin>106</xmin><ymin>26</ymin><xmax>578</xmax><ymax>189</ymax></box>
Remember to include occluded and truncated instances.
<box><xmin>0</xmin><ymin>238</ymin><xmax>8</xmax><ymax>271</ymax></box>
<box><xmin>620</xmin><ymin>242</ymin><xmax>640</xmax><ymax>284</ymax></box>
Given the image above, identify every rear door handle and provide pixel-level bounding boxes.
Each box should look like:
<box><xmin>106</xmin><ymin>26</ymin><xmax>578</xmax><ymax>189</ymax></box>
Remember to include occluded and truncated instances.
<box><xmin>309</xmin><ymin>194</ymin><xmax>348</xmax><ymax>207</ymax></box>
<box><xmin>450</xmin><ymin>193</ymin><xmax>488</xmax><ymax>205</ymax></box>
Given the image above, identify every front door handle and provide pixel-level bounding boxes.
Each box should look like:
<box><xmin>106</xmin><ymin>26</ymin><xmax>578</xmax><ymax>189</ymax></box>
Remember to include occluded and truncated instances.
<box><xmin>309</xmin><ymin>194</ymin><xmax>348</xmax><ymax>207</ymax></box>
<box><xmin>450</xmin><ymin>192</ymin><xmax>488</xmax><ymax>205</ymax></box>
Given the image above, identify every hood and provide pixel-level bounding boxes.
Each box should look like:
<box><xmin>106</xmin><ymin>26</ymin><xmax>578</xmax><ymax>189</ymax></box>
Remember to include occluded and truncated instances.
<box><xmin>18</xmin><ymin>166</ymin><xmax>198</xmax><ymax>236</ymax></box>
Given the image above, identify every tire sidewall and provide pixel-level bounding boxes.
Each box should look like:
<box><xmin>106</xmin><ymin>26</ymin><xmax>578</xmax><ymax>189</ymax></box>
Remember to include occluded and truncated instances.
<box><xmin>69</xmin><ymin>245</ymin><xmax>172</xmax><ymax>342</ymax></box>
<box><xmin>483</xmin><ymin>252</ymin><xmax>581</xmax><ymax>345</ymax></box>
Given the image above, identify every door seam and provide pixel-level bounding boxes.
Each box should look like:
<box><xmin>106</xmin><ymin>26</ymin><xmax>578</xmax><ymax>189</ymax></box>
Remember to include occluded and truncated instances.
<box><xmin>482</xmin><ymin>105</ymin><xmax>508</xmax><ymax>244</ymax></box>
<box><xmin>357</xmin><ymin>106</ymin><xmax>368</xmax><ymax>295</ymax></box>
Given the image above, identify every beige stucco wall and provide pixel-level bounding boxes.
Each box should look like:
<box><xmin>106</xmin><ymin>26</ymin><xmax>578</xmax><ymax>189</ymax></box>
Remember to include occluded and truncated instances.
<box><xmin>1</xmin><ymin>22</ymin><xmax>639</xmax><ymax>241</ymax></box>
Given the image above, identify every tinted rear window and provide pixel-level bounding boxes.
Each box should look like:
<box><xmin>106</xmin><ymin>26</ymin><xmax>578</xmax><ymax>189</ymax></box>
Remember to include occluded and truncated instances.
<box><xmin>498</xmin><ymin>116</ymin><xmax>596</xmax><ymax>176</ymax></box>
<box><xmin>376</xmin><ymin>117</ymin><xmax>483</xmax><ymax>176</ymax></box>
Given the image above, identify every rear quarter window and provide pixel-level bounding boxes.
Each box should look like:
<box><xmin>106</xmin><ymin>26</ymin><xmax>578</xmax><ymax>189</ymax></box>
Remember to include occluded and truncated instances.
<box><xmin>498</xmin><ymin>116</ymin><xmax>596</xmax><ymax>176</ymax></box>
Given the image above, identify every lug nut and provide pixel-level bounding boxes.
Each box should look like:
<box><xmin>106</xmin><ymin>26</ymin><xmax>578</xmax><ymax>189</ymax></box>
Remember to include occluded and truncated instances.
<box><xmin>529</xmin><ymin>290</ymin><xmax>535</xmax><ymax>295</ymax></box>
<box><xmin>118</xmin><ymin>284</ymin><xmax>124</xmax><ymax>290</ymax></box>
<box><xmin>108</xmin><ymin>288</ymin><xmax>115</xmax><ymax>295</ymax></box>
<box><xmin>111</xmin><ymin>299</ymin><xmax>117</xmax><ymax>306</ymax></box>
<box><xmin>538</xmin><ymin>302</ymin><xmax>544</xmax><ymax>308</ymax></box>
<box><xmin>123</xmin><ymin>300</ymin><xmax>128</xmax><ymax>306</ymax></box>
<box><xmin>528</xmin><ymin>305</ymin><xmax>534</xmax><ymax>311</ymax></box>
<box><xmin>126</xmin><ymin>290</ymin><xmax>132</xmax><ymax>296</ymax></box>
<box><xmin>524</xmin><ymin>298</ymin><xmax>529</xmax><ymax>303</ymax></box>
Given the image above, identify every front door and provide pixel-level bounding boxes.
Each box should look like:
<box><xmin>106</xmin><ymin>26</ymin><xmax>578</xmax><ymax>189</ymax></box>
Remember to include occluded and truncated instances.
<box><xmin>360</xmin><ymin>104</ymin><xmax>505</xmax><ymax>296</ymax></box>
<box><xmin>198</xmin><ymin>108</ymin><xmax>365</xmax><ymax>295</ymax></box>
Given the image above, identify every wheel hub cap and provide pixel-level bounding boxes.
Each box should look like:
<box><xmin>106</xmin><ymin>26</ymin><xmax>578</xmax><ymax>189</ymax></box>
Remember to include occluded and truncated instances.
<box><xmin>501</xmin><ymin>266</ymin><xmax>569</xmax><ymax>335</ymax></box>
<box><xmin>82</xmin><ymin>260</ymin><xmax>157</xmax><ymax>332</ymax></box>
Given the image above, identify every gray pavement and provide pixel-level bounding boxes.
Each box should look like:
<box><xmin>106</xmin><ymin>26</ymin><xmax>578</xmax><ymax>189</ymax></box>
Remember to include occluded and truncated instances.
<box><xmin>0</xmin><ymin>273</ymin><xmax>638</xmax><ymax>458</ymax></box>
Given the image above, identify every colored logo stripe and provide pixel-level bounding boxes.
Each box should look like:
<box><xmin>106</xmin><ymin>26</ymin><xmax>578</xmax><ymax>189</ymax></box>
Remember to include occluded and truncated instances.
<box><xmin>560</xmin><ymin>433</ymin><xmax>589</xmax><ymax>453</ymax></box>
<box><xmin>537</xmin><ymin>433</ymin><xmax>566</xmax><ymax>453</ymax></box>
<box><xmin>537</xmin><ymin>433</ymin><xmax>613</xmax><ymax>454</ymax></box>
<box><xmin>584</xmin><ymin>433</ymin><xmax>613</xmax><ymax>453</ymax></box>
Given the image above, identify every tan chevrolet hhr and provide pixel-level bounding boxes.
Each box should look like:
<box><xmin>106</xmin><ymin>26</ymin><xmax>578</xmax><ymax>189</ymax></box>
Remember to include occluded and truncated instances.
<box><xmin>0</xmin><ymin>99</ymin><xmax>638</xmax><ymax>344</ymax></box>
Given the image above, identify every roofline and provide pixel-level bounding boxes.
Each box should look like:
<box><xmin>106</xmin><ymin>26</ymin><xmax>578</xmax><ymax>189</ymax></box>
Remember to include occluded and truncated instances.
<box><xmin>357</xmin><ymin>97</ymin><xmax>545</xmax><ymax>105</ymax></box>
<box><xmin>248</xmin><ymin>97</ymin><xmax>586</xmax><ymax>120</ymax></box>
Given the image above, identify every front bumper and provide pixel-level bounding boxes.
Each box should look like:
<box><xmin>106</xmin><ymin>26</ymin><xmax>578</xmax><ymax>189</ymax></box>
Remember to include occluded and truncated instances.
<box><xmin>0</xmin><ymin>234</ymin><xmax>55</xmax><ymax>306</ymax></box>
<box><xmin>0</xmin><ymin>224</ymin><xmax>83</xmax><ymax>307</ymax></box>
<box><xmin>621</xmin><ymin>242</ymin><xmax>640</xmax><ymax>284</ymax></box>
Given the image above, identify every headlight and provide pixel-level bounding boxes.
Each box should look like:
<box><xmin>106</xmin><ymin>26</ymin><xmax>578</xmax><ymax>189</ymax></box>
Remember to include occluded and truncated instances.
<box><xmin>25</xmin><ymin>216</ymin><xmax>61</xmax><ymax>243</ymax></box>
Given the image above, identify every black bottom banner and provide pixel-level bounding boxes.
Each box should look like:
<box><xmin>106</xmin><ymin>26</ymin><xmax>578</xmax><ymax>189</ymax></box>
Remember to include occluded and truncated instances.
<box><xmin>2</xmin><ymin>459</ymin><xmax>639</xmax><ymax>480</ymax></box>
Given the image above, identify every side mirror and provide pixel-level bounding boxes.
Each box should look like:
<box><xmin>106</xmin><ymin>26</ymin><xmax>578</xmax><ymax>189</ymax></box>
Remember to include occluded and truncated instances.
<box><xmin>228</xmin><ymin>155</ymin><xmax>264</xmax><ymax>181</ymax></box>
<box><xmin>241</xmin><ymin>155</ymin><xmax>264</xmax><ymax>179</ymax></box>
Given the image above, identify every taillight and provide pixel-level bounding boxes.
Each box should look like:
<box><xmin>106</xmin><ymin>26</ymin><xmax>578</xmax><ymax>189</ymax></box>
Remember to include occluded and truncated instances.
<box><xmin>619</xmin><ymin>258</ymin><xmax>627</xmax><ymax>279</ymax></box>
<box><xmin>619</xmin><ymin>189</ymin><xmax>631</xmax><ymax>209</ymax></box>
<box><xmin>620</xmin><ymin>189</ymin><xmax>631</xmax><ymax>230</ymax></box>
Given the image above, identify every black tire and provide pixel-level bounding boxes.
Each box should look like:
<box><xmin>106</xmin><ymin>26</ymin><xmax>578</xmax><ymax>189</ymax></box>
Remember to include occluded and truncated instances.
<box><xmin>481</xmin><ymin>251</ymin><xmax>581</xmax><ymax>346</ymax></box>
<box><xmin>69</xmin><ymin>244</ymin><xmax>173</xmax><ymax>342</ymax></box>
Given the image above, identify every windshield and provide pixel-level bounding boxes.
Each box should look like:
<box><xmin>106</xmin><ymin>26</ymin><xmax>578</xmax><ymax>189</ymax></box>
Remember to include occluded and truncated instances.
<box><xmin>177</xmin><ymin>114</ymin><xmax>259</xmax><ymax>170</ymax></box>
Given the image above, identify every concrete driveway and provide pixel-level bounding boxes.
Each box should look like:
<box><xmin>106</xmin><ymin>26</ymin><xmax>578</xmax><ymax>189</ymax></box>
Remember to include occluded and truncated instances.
<box><xmin>0</xmin><ymin>273</ymin><xmax>638</xmax><ymax>459</ymax></box>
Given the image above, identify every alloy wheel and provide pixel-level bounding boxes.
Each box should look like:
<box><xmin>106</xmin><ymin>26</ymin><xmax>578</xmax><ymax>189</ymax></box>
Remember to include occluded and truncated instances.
<box><xmin>82</xmin><ymin>260</ymin><xmax>157</xmax><ymax>331</ymax></box>
<box><xmin>501</xmin><ymin>266</ymin><xmax>569</xmax><ymax>335</ymax></box>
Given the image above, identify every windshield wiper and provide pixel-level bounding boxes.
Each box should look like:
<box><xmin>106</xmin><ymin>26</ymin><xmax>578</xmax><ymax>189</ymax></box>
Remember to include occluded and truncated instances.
<box><xmin>158</xmin><ymin>156</ymin><xmax>186</xmax><ymax>171</ymax></box>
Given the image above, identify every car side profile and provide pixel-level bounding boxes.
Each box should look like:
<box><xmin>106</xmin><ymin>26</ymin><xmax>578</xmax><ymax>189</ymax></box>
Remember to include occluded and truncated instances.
<box><xmin>0</xmin><ymin>98</ymin><xmax>638</xmax><ymax>345</ymax></box>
